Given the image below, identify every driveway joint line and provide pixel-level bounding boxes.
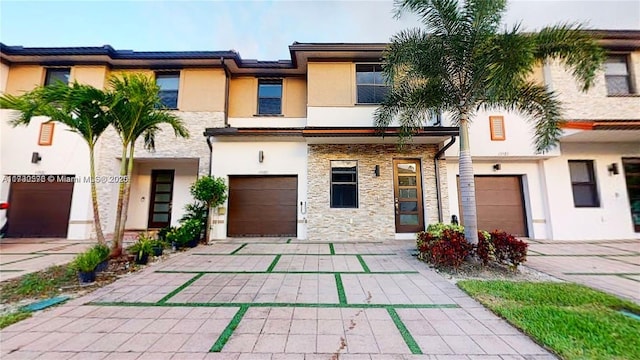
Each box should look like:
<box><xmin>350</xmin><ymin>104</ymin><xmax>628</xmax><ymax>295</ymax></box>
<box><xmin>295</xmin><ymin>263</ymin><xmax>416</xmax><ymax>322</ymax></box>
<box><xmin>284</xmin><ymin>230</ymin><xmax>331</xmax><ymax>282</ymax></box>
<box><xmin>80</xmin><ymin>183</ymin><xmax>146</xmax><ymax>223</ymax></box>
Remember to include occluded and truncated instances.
<box><xmin>191</xmin><ymin>253</ymin><xmax>397</xmax><ymax>256</ymax></box>
<box><xmin>0</xmin><ymin>254</ymin><xmax>47</xmax><ymax>266</ymax></box>
<box><xmin>563</xmin><ymin>272</ymin><xmax>640</xmax><ymax>276</ymax></box>
<box><xmin>329</xmin><ymin>243</ymin><xmax>336</xmax><ymax>255</ymax></box>
<box><xmin>266</xmin><ymin>254</ymin><xmax>281</xmax><ymax>273</ymax></box>
<box><xmin>356</xmin><ymin>255</ymin><xmax>371</xmax><ymax>273</ymax></box>
<box><xmin>209</xmin><ymin>304</ymin><xmax>248</xmax><ymax>352</ymax></box>
<box><xmin>157</xmin><ymin>272</ymin><xmax>204</xmax><ymax>304</ymax></box>
<box><xmin>335</xmin><ymin>273</ymin><xmax>347</xmax><ymax>305</ymax></box>
<box><xmin>88</xmin><ymin>301</ymin><xmax>460</xmax><ymax>309</ymax></box>
<box><xmin>154</xmin><ymin>270</ymin><xmax>419</xmax><ymax>274</ymax></box>
<box><xmin>229</xmin><ymin>243</ymin><xmax>248</xmax><ymax>255</ymax></box>
<box><xmin>387</xmin><ymin>306</ymin><xmax>423</xmax><ymax>354</ymax></box>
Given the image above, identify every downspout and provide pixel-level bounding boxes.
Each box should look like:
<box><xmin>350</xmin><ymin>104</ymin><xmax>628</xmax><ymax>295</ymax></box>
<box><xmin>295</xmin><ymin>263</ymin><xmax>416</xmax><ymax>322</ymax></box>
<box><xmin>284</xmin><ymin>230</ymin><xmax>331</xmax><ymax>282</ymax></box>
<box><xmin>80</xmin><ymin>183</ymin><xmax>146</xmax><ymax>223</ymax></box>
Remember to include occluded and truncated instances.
<box><xmin>221</xmin><ymin>57</ymin><xmax>230</xmax><ymax>128</ymax></box>
<box><xmin>206</xmin><ymin>135</ymin><xmax>213</xmax><ymax>175</ymax></box>
<box><xmin>434</xmin><ymin>136</ymin><xmax>456</xmax><ymax>223</ymax></box>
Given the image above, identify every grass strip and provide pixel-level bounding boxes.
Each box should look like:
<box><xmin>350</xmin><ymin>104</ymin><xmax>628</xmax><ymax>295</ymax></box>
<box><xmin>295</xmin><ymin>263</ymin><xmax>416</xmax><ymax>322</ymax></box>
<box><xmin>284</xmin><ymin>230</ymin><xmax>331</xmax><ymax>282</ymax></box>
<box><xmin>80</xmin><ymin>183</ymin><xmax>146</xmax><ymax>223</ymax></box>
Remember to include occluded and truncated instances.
<box><xmin>266</xmin><ymin>255</ymin><xmax>282</xmax><ymax>273</ymax></box>
<box><xmin>157</xmin><ymin>273</ymin><xmax>204</xmax><ymax>304</ymax></box>
<box><xmin>89</xmin><ymin>301</ymin><xmax>459</xmax><ymax>309</ymax></box>
<box><xmin>0</xmin><ymin>311</ymin><xmax>32</xmax><ymax>329</ymax></box>
<box><xmin>210</xmin><ymin>305</ymin><xmax>249</xmax><ymax>352</ymax></box>
<box><xmin>387</xmin><ymin>307</ymin><xmax>422</xmax><ymax>354</ymax></box>
<box><xmin>356</xmin><ymin>255</ymin><xmax>371</xmax><ymax>273</ymax></box>
<box><xmin>620</xmin><ymin>275</ymin><xmax>640</xmax><ymax>283</ymax></box>
<box><xmin>329</xmin><ymin>243</ymin><xmax>335</xmax><ymax>255</ymax></box>
<box><xmin>0</xmin><ymin>269</ymin><xmax>23</xmax><ymax>272</ymax></box>
<box><xmin>334</xmin><ymin>273</ymin><xmax>347</xmax><ymax>305</ymax></box>
<box><xmin>155</xmin><ymin>270</ymin><xmax>418</xmax><ymax>275</ymax></box>
<box><xmin>286</xmin><ymin>239</ymin><xmax>292</xmax><ymax>244</ymax></box>
<box><xmin>458</xmin><ymin>280</ymin><xmax>640</xmax><ymax>360</ymax></box>
<box><xmin>229</xmin><ymin>243</ymin><xmax>248</xmax><ymax>255</ymax></box>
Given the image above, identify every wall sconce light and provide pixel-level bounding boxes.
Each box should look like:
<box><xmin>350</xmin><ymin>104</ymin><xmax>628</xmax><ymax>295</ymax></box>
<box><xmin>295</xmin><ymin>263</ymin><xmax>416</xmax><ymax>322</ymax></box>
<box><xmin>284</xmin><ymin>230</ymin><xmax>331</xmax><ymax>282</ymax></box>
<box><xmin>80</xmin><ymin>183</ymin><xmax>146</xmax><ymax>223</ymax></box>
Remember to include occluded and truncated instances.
<box><xmin>492</xmin><ymin>163</ymin><xmax>501</xmax><ymax>171</ymax></box>
<box><xmin>31</xmin><ymin>152</ymin><xmax>42</xmax><ymax>164</ymax></box>
<box><xmin>374</xmin><ymin>165</ymin><xmax>380</xmax><ymax>177</ymax></box>
<box><xmin>608</xmin><ymin>163</ymin><xmax>619</xmax><ymax>175</ymax></box>
<box><xmin>258</xmin><ymin>150</ymin><xmax>264</xmax><ymax>163</ymax></box>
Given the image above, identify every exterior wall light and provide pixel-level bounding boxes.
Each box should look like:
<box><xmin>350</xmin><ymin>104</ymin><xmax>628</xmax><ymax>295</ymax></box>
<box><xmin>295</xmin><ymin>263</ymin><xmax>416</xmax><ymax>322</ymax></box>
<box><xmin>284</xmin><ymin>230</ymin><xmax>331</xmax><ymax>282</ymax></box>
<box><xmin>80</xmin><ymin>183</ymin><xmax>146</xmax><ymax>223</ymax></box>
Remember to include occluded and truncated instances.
<box><xmin>258</xmin><ymin>150</ymin><xmax>264</xmax><ymax>163</ymax></box>
<box><xmin>374</xmin><ymin>165</ymin><xmax>380</xmax><ymax>177</ymax></box>
<box><xmin>608</xmin><ymin>163</ymin><xmax>619</xmax><ymax>175</ymax></box>
<box><xmin>31</xmin><ymin>152</ymin><xmax>42</xmax><ymax>164</ymax></box>
<box><xmin>493</xmin><ymin>163</ymin><xmax>501</xmax><ymax>171</ymax></box>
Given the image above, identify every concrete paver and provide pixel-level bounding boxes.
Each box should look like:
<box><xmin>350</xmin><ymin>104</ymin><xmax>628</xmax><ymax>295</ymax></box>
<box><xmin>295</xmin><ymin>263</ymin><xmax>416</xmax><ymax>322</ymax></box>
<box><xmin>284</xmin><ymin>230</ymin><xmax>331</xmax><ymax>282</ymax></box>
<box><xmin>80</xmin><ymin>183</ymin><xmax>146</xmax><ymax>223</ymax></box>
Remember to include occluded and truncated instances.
<box><xmin>1</xmin><ymin>240</ymin><xmax>557</xmax><ymax>358</ymax></box>
<box><xmin>526</xmin><ymin>239</ymin><xmax>640</xmax><ymax>303</ymax></box>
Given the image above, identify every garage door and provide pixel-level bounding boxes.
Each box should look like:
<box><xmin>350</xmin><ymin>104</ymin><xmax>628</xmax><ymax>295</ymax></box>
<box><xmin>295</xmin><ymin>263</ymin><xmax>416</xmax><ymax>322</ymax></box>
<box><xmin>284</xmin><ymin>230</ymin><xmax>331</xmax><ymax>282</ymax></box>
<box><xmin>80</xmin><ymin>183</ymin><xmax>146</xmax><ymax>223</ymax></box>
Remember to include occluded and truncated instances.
<box><xmin>228</xmin><ymin>176</ymin><xmax>297</xmax><ymax>237</ymax></box>
<box><xmin>458</xmin><ymin>176</ymin><xmax>527</xmax><ymax>236</ymax></box>
<box><xmin>7</xmin><ymin>177</ymin><xmax>74</xmax><ymax>238</ymax></box>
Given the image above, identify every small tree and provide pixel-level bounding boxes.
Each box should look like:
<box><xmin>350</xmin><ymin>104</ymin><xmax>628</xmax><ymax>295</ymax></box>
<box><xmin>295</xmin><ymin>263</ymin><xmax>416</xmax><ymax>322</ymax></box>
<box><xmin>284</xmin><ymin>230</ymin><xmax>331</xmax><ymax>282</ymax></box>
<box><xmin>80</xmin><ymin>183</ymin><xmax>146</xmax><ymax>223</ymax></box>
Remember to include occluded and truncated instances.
<box><xmin>190</xmin><ymin>176</ymin><xmax>228</xmax><ymax>242</ymax></box>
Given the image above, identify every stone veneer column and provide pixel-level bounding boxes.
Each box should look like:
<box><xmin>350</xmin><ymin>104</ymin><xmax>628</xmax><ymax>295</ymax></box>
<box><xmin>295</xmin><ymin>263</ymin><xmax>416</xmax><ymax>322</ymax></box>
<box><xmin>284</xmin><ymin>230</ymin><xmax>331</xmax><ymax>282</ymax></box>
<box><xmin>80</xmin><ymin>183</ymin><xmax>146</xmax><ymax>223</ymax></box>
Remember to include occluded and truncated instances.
<box><xmin>94</xmin><ymin>111</ymin><xmax>224</xmax><ymax>236</ymax></box>
<box><xmin>306</xmin><ymin>144</ymin><xmax>442</xmax><ymax>242</ymax></box>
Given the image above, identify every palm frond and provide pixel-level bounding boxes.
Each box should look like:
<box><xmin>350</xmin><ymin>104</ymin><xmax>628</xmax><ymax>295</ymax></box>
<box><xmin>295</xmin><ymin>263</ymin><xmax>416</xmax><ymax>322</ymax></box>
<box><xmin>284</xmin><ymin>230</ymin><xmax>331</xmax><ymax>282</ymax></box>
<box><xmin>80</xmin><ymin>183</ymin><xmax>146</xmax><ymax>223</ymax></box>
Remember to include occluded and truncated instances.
<box><xmin>532</xmin><ymin>24</ymin><xmax>606</xmax><ymax>91</ymax></box>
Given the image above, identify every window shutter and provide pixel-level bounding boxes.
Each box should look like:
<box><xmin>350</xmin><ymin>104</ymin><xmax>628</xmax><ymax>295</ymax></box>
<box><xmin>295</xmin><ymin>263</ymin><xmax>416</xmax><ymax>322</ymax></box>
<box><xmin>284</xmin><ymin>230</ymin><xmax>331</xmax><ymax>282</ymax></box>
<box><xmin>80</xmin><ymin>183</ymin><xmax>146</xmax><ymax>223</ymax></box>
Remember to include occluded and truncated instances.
<box><xmin>38</xmin><ymin>123</ymin><xmax>55</xmax><ymax>146</ymax></box>
<box><xmin>489</xmin><ymin>116</ymin><xmax>505</xmax><ymax>141</ymax></box>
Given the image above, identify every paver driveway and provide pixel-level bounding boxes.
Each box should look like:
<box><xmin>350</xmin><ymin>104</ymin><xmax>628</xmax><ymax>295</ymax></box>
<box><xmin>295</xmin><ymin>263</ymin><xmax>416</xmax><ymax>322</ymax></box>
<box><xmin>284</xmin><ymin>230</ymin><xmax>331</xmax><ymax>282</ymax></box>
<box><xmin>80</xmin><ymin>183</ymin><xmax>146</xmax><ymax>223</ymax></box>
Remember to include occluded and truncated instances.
<box><xmin>1</xmin><ymin>240</ymin><xmax>556</xmax><ymax>359</ymax></box>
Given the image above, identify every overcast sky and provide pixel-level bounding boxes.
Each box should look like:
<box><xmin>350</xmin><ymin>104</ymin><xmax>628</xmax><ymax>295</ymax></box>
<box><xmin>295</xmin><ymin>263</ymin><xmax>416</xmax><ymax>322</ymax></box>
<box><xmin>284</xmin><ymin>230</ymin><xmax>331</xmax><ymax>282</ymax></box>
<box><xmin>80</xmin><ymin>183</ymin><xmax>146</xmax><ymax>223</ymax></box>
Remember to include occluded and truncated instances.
<box><xmin>1</xmin><ymin>0</ymin><xmax>638</xmax><ymax>60</ymax></box>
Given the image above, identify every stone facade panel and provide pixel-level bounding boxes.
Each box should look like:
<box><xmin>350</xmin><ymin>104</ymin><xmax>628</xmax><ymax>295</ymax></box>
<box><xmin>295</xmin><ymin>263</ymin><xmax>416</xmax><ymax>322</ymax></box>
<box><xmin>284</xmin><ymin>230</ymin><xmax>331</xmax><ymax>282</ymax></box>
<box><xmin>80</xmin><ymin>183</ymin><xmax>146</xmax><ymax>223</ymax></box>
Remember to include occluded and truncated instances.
<box><xmin>307</xmin><ymin>144</ymin><xmax>443</xmax><ymax>241</ymax></box>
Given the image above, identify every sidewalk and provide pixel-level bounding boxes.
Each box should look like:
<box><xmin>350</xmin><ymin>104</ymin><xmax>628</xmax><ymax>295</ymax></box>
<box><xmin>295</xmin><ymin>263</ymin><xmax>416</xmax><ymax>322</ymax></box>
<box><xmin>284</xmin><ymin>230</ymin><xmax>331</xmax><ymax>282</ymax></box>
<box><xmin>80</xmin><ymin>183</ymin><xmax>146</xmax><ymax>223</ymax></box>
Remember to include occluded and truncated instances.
<box><xmin>0</xmin><ymin>240</ymin><xmax>556</xmax><ymax>359</ymax></box>
<box><xmin>526</xmin><ymin>239</ymin><xmax>640</xmax><ymax>303</ymax></box>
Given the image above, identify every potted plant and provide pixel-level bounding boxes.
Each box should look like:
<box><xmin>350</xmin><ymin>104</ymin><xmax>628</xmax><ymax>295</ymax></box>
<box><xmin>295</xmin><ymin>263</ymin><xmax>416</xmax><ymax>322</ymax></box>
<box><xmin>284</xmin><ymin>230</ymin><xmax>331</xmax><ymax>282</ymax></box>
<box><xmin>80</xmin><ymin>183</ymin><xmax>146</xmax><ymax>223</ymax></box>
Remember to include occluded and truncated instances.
<box><xmin>181</xmin><ymin>218</ymin><xmax>202</xmax><ymax>247</ymax></box>
<box><xmin>92</xmin><ymin>243</ymin><xmax>110</xmax><ymax>272</ymax></box>
<box><xmin>128</xmin><ymin>235</ymin><xmax>154</xmax><ymax>265</ymax></box>
<box><xmin>150</xmin><ymin>238</ymin><xmax>166</xmax><ymax>256</ymax></box>
<box><xmin>73</xmin><ymin>249</ymin><xmax>102</xmax><ymax>283</ymax></box>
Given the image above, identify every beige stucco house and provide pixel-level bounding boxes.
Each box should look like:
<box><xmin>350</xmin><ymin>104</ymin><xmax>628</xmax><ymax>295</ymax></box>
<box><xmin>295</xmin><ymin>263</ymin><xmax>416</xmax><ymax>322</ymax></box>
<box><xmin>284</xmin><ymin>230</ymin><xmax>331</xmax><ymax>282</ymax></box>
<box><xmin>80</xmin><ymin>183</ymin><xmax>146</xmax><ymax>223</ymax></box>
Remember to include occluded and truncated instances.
<box><xmin>0</xmin><ymin>30</ymin><xmax>638</xmax><ymax>242</ymax></box>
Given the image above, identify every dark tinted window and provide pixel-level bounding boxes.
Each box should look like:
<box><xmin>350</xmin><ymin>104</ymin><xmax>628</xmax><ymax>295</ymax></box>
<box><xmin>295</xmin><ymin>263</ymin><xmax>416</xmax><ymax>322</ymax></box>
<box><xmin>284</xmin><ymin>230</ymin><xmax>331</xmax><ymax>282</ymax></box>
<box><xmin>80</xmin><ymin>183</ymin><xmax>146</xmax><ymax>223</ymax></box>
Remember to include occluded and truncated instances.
<box><xmin>356</xmin><ymin>64</ymin><xmax>389</xmax><ymax>104</ymax></box>
<box><xmin>44</xmin><ymin>68</ymin><xmax>70</xmax><ymax>86</ymax></box>
<box><xmin>258</xmin><ymin>79</ymin><xmax>282</xmax><ymax>115</ymax></box>
<box><xmin>156</xmin><ymin>72</ymin><xmax>180</xmax><ymax>109</ymax></box>
<box><xmin>569</xmin><ymin>160</ymin><xmax>600</xmax><ymax>207</ymax></box>
<box><xmin>331</xmin><ymin>160</ymin><xmax>358</xmax><ymax>208</ymax></box>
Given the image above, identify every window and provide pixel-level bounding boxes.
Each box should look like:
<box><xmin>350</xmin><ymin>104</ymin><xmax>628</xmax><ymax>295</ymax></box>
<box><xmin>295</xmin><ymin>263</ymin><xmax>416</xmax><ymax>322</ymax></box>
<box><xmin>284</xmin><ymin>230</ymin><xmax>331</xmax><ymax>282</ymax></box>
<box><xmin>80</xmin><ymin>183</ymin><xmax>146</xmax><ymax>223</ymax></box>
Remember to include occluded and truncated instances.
<box><xmin>605</xmin><ymin>55</ymin><xmax>633</xmax><ymax>95</ymax></box>
<box><xmin>156</xmin><ymin>72</ymin><xmax>180</xmax><ymax>109</ymax></box>
<box><xmin>569</xmin><ymin>160</ymin><xmax>600</xmax><ymax>207</ymax></box>
<box><xmin>258</xmin><ymin>79</ymin><xmax>282</xmax><ymax>115</ymax></box>
<box><xmin>489</xmin><ymin>116</ymin><xmax>506</xmax><ymax>141</ymax></box>
<box><xmin>44</xmin><ymin>68</ymin><xmax>70</xmax><ymax>86</ymax></box>
<box><xmin>356</xmin><ymin>64</ymin><xmax>389</xmax><ymax>104</ymax></box>
<box><xmin>331</xmin><ymin>161</ymin><xmax>358</xmax><ymax>208</ymax></box>
<box><xmin>38</xmin><ymin>123</ymin><xmax>55</xmax><ymax>146</ymax></box>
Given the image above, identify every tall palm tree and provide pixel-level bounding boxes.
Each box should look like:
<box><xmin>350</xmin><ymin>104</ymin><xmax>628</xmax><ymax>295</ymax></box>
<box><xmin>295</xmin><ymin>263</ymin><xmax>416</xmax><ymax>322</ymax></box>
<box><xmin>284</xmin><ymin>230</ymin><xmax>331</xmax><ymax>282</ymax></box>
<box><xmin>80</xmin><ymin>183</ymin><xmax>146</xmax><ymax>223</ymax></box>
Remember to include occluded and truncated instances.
<box><xmin>107</xmin><ymin>74</ymin><xmax>189</xmax><ymax>256</ymax></box>
<box><xmin>0</xmin><ymin>81</ymin><xmax>112</xmax><ymax>244</ymax></box>
<box><xmin>374</xmin><ymin>0</ymin><xmax>605</xmax><ymax>244</ymax></box>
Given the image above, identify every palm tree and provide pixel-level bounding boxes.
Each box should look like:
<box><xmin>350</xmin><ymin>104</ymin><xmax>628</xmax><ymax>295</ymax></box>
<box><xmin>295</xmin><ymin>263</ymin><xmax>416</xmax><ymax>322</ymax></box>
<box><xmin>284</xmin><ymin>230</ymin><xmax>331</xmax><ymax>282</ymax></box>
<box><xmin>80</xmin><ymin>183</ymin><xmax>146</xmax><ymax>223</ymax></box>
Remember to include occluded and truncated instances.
<box><xmin>374</xmin><ymin>0</ymin><xmax>605</xmax><ymax>244</ymax></box>
<box><xmin>0</xmin><ymin>81</ymin><xmax>112</xmax><ymax>244</ymax></box>
<box><xmin>107</xmin><ymin>74</ymin><xmax>189</xmax><ymax>257</ymax></box>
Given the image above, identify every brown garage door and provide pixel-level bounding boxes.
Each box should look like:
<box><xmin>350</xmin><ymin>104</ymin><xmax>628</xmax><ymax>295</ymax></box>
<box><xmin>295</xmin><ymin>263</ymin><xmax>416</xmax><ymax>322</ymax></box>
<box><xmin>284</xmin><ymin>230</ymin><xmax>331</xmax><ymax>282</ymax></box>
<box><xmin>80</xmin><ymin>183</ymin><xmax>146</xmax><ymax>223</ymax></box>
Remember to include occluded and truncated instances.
<box><xmin>228</xmin><ymin>176</ymin><xmax>297</xmax><ymax>237</ymax></box>
<box><xmin>7</xmin><ymin>177</ymin><xmax>74</xmax><ymax>238</ymax></box>
<box><xmin>458</xmin><ymin>176</ymin><xmax>527</xmax><ymax>236</ymax></box>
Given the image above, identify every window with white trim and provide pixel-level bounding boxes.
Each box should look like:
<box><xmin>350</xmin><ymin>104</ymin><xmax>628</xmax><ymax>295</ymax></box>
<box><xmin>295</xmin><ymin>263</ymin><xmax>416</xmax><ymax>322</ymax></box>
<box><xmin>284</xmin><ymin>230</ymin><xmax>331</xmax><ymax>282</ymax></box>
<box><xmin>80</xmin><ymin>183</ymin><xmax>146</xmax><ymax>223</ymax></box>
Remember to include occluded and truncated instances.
<box><xmin>569</xmin><ymin>160</ymin><xmax>600</xmax><ymax>207</ymax></box>
<box><xmin>605</xmin><ymin>55</ymin><xmax>634</xmax><ymax>95</ymax></box>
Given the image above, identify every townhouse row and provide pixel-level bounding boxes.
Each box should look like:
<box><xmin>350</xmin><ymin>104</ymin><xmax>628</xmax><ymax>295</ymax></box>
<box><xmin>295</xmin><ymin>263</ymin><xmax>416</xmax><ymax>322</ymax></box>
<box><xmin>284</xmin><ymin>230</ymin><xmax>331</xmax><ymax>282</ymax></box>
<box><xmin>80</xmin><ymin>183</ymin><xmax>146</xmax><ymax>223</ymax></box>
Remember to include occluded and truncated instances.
<box><xmin>0</xmin><ymin>30</ymin><xmax>638</xmax><ymax>242</ymax></box>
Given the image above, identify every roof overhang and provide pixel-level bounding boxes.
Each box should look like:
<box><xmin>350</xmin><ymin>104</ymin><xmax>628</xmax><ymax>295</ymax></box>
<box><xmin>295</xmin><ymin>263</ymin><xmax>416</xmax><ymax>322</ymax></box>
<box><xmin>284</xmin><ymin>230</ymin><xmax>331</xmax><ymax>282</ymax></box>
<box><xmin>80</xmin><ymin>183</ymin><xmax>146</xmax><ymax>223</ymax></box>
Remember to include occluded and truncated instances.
<box><xmin>560</xmin><ymin>120</ymin><xmax>640</xmax><ymax>142</ymax></box>
<box><xmin>204</xmin><ymin>126</ymin><xmax>459</xmax><ymax>144</ymax></box>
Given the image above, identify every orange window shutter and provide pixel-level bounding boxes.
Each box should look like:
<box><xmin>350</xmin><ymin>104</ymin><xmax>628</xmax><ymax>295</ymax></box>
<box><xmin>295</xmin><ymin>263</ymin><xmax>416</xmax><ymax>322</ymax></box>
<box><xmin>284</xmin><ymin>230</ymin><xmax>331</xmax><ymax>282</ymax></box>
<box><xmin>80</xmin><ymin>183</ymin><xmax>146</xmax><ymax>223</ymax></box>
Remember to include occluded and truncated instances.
<box><xmin>489</xmin><ymin>116</ymin><xmax>505</xmax><ymax>141</ymax></box>
<box><xmin>38</xmin><ymin>123</ymin><xmax>55</xmax><ymax>146</ymax></box>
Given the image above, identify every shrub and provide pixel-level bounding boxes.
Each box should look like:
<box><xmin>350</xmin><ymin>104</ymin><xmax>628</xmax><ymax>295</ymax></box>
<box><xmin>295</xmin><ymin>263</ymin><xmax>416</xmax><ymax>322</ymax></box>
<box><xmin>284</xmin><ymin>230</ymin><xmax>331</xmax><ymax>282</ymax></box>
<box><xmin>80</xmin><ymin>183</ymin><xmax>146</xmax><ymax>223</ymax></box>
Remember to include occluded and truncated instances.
<box><xmin>426</xmin><ymin>222</ymin><xmax>465</xmax><ymax>238</ymax></box>
<box><xmin>90</xmin><ymin>243</ymin><xmax>110</xmax><ymax>262</ymax></box>
<box><xmin>476</xmin><ymin>231</ymin><xmax>495</xmax><ymax>265</ymax></box>
<box><xmin>128</xmin><ymin>234</ymin><xmax>154</xmax><ymax>258</ymax></box>
<box><xmin>490</xmin><ymin>230</ymin><xmax>528</xmax><ymax>268</ymax></box>
<box><xmin>73</xmin><ymin>250</ymin><xmax>102</xmax><ymax>272</ymax></box>
<box><xmin>420</xmin><ymin>229</ymin><xmax>473</xmax><ymax>269</ymax></box>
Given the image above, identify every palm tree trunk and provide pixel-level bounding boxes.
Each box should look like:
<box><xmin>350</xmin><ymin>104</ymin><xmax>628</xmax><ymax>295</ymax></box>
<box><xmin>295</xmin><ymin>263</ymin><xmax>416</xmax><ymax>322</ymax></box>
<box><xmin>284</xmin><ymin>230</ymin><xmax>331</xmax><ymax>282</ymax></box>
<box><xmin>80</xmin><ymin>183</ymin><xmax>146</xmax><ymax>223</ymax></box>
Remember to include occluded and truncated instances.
<box><xmin>111</xmin><ymin>144</ymin><xmax>129</xmax><ymax>257</ymax></box>
<box><xmin>117</xmin><ymin>142</ymin><xmax>135</xmax><ymax>245</ymax></box>
<box><xmin>458</xmin><ymin>116</ymin><xmax>479</xmax><ymax>245</ymax></box>
<box><xmin>88</xmin><ymin>145</ymin><xmax>106</xmax><ymax>245</ymax></box>
<box><xmin>204</xmin><ymin>201</ymin><xmax>212</xmax><ymax>244</ymax></box>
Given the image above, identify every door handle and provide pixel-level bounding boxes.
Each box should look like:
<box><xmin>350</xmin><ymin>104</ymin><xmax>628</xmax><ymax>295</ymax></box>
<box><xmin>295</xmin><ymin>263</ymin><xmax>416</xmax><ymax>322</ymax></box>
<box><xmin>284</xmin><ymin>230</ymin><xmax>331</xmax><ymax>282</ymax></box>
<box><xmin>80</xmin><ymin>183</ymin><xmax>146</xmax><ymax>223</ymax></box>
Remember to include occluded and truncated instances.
<box><xmin>394</xmin><ymin>198</ymin><xmax>399</xmax><ymax>214</ymax></box>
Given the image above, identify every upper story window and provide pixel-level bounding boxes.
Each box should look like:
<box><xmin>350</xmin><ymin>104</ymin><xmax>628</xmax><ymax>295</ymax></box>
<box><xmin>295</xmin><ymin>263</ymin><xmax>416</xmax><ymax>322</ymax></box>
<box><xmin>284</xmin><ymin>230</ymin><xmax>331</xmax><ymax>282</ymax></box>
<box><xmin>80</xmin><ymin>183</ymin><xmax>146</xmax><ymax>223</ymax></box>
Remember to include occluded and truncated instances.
<box><xmin>258</xmin><ymin>79</ymin><xmax>283</xmax><ymax>115</ymax></box>
<box><xmin>569</xmin><ymin>160</ymin><xmax>600</xmax><ymax>207</ymax></box>
<box><xmin>605</xmin><ymin>55</ymin><xmax>634</xmax><ymax>95</ymax></box>
<box><xmin>44</xmin><ymin>68</ymin><xmax>70</xmax><ymax>86</ymax></box>
<box><xmin>156</xmin><ymin>72</ymin><xmax>180</xmax><ymax>109</ymax></box>
<box><xmin>356</xmin><ymin>64</ymin><xmax>389</xmax><ymax>104</ymax></box>
<box><xmin>331</xmin><ymin>160</ymin><xmax>358</xmax><ymax>208</ymax></box>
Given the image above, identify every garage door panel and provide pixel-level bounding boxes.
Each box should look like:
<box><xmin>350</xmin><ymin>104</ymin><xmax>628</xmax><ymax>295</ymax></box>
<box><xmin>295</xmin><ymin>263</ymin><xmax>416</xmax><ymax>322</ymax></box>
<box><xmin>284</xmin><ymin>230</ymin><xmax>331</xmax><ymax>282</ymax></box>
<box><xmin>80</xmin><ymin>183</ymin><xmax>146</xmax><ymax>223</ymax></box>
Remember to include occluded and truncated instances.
<box><xmin>229</xmin><ymin>190</ymin><xmax>297</xmax><ymax>204</ymax></box>
<box><xmin>458</xmin><ymin>176</ymin><xmax>527</xmax><ymax>237</ymax></box>
<box><xmin>7</xmin><ymin>179</ymin><xmax>74</xmax><ymax>238</ymax></box>
<box><xmin>228</xmin><ymin>176</ymin><xmax>297</xmax><ymax>237</ymax></box>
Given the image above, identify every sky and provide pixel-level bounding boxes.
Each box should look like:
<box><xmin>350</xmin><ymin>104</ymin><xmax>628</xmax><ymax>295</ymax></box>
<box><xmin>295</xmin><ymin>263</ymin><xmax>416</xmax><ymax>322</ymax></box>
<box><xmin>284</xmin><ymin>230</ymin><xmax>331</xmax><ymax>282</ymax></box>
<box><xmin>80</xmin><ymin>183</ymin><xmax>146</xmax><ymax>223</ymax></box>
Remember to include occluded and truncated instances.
<box><xmin>1</xmin><ymin>0</ymin><xmax>639</xmax><ymax>60</ymax></box>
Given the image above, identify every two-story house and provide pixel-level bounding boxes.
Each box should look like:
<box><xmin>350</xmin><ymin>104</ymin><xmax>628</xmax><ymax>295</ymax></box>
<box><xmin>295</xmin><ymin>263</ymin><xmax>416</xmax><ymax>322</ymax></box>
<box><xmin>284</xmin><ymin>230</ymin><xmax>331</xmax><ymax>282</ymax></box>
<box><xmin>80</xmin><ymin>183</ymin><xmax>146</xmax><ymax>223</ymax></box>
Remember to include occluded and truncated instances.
<box><xmin>1</xmin><ymin>29</ymin><xmax>638</xmax><ymax>242</ymax></box>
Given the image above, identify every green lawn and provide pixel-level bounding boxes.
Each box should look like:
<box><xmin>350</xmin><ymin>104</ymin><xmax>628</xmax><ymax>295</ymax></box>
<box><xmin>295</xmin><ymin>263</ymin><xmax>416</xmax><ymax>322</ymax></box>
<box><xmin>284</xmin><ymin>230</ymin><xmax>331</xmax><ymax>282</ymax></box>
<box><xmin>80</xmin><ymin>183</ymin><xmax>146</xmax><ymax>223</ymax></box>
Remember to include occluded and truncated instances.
<box><xmin>458</xmin><ymin>280</ymin><xmax>640</xmax><ymax>360</ymax></box>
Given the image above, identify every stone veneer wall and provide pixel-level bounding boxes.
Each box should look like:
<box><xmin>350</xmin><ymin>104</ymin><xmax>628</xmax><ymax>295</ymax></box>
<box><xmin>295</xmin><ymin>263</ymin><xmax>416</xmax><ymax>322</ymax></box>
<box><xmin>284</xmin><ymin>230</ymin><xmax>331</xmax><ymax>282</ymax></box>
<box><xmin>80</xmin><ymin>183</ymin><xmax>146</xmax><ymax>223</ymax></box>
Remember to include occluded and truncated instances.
<box><xmin>95</xmin><ymin>111</ymin><xmax>224</xmax><ymax>235</ymax></box>
<box><xmin>307</xmin><ymin>144</ymin><xmax>448</xmax><ymax>241</ymax></box>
